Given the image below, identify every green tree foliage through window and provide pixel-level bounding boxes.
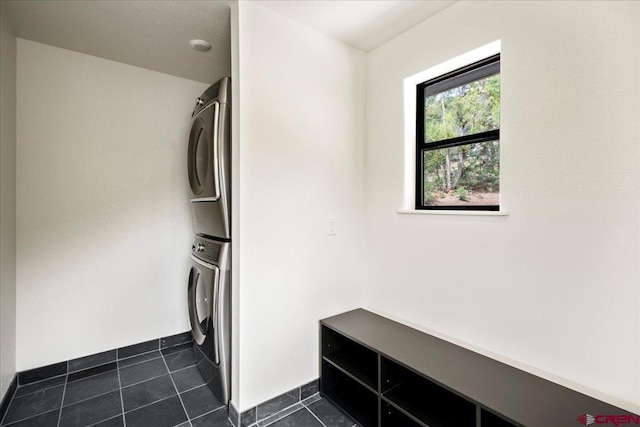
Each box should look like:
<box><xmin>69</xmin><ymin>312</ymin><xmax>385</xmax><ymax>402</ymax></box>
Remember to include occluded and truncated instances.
<box><xmin>417</xmin><ymin>56</ymin><xmax>500</xmax><ymax>210</ymax></box>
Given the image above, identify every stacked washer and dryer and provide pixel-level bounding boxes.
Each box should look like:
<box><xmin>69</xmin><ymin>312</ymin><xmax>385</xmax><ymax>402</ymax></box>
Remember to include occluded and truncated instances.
<box><xmin>186</xmin><ymin>77</ymin><xmax>231</xmax><ymax>404</ymax></box>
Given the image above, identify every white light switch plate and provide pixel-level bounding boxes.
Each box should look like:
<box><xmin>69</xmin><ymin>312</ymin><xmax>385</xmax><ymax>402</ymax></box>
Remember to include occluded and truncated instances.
<box><xmin>328</xmin><ymin>216</ymin><xmax>337</xmax><ymax>236</ymax></box>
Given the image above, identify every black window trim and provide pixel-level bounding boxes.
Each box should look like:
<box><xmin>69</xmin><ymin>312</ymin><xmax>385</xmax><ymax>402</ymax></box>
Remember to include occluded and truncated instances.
<box><xmin>415</xmin><ymin>54</ymin><xmax>501</xmax><ymax>211</ymax></box>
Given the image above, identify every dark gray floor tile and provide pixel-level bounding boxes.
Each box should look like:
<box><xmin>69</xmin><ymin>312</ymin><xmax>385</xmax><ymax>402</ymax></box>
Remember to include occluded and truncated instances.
<box><xmin>257</xmin><ymin>403</ymin><xmax>303</xmax><ymax>427</ymax></box>
<box><xmin>163</xmin><ymin>348</ymin><xmax>195</xmax><ymax>372</ymax></box>
<box><xmin>257</xmin><ymin>388</ymin><xmax>299</xmax><ymax>420</ymax></box>
<box><xmin>300</xmin><ymin>380</ymin><xmax>319</xmax><ymax>400</ymax></box>
<box><xmin>307</xmin><ymin>398</ymin><xmax>355</xmax><ymax>427</ymax></box>
<box><xmin>229</xmin><ymin>403</ymin><xmax>239</xmax><ymax>427</ymax></box>
<box><xmin>240</xmin><ymin>407</ymin><xmax>256</xmax><ymax>427</ymax></box>
<box><xmin>90</xmin><ymin>415</ymin><xmax>124</xmax><ymax>427</ymax></box>
<box><xmin>160</xmin><ymin>332</ymin><xmax>191</xmax><ymax>350</ymax></box>
<box><xmin>180</xmin><ymin>385</ymin><xmax>224</xmax><ymax>419</ymax></box>
<box><xmin>0</xmin><ymin>376</ymin><xmax>17</xmax><ymax>422</ymax></box>
<box><xmin>3</xmin><ymin>385</ymin><xmax>63</xmax><ymax>424</ymax></box>
<box><xmin>119</xmin><ymin>358</ymin><xmax>168</xmax><ymax>387</ymax></box>
<box><xmin>121</xmin><ymin>375</ymin><xmax>176</xmax><ymax>412</ymax></box>
<box><xmin>68</xmin><ymin>350</ymin><xmax>116</xmax><ymax>373</ymax></box>
<box><xmin>118</xmin><ymin>339</ymin><xmax>159</xmax><ymax>360</ymax></box>
<box><xmin>59</xmin><ymin>390</ymin><xmax>121</xmax><ymax>427</ymax></box>
<box><xmin>14</xmin><ymin>376</ymin><xmax>66</xmax><ymax>398</ymax></box>
<box><xmin>63</xmin><ymin>370</ymin><xmax>119</xmax><ymax>407</ymax></box>
<box><xmin>161</xmin><ymin>342</ymin><xmax>192</xmax><ymax>357</ymax></box>
<box><xmin>18</xmin><ymin>362</ymin><xmax>67</xmax><ymax>385</ymax></box>
<box><xmin>67</xmin><ymin>363</ymin><xmax>116</xmax><ymax>383</ymax></box>
<box><xmin>0</xmin><ymin>408</ymin><xmax>59</xmax><ymax>427</ymax></box>
<box><xmin>268</xmin><ymin>408</ymin><xmax>323</xmax><ymax>427</ymax></box>
<box><xmin>301</xmin><ymin>393</ymin><xmax>321</xmax><ymax>406</ymax></box>
<box><xmin>124</xmin><ymin>396</ymin><xmax>187</xmax><ymax>427</ymax></box>
<box><xmin>117</xmin><ymin>351</ymin><xmax>162</xmax><ymax>369</ymax></box>
<box><xmin>170</xmin><ymin>366</ymin><xmax>205</xmax><ymax>393</ymax></box>
<box><xmin>191</xmin><ymin>407</ymin><xmax>233</xmax><ymax>427</ymax></box>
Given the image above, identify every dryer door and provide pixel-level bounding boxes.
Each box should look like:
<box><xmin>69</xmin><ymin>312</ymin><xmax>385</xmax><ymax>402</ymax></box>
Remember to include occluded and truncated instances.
<box><xmin>188</xmin><ymin>102</ymin><xmax>220</xmax><ymax>200</ymax></box>
<box><xmin>188</xmin><ymin>258</ymin><xmax>219</xmax><ymax>347</ymax></box>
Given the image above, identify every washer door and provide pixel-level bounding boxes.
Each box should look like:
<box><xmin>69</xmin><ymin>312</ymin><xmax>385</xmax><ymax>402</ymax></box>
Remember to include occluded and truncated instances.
<box><xmin>188</xmin><ymin>102</ymin><xmax>220</xmax><ymax>200</ymax></box>
<box><xmin>188</xmin><ymin>260</ymin><xmax>219</xmax><ymax>347</ymax></box>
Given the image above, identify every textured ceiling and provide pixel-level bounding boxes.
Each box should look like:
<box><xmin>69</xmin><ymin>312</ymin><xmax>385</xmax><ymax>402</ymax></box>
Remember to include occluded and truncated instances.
<box><xmin>0</xmin><ymin>0</ymin><xmax>231</xmax><ymax>84</ymax></box>
<box><xmin>258</xmin><ymin>0</ymin><xmax>456</xmax><ymax>52</ymax></box>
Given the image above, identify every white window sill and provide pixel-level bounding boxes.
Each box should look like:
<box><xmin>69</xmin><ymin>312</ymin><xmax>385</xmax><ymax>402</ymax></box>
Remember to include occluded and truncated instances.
<box><xmin>397</xmin><ymin>209</ymin><xmax>510</xmax><ymax>216</ymax></box>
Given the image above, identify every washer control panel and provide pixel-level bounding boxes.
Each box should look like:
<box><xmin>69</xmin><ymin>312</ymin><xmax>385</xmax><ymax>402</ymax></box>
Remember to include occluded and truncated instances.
<box><xmin>192</xmin><ymin>236</ymin><xmax>221</xmax><ymax>264</ymax></box>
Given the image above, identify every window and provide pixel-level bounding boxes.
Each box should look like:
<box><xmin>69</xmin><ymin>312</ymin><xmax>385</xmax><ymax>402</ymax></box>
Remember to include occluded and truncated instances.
<box><xmin>416</xmin><ymin>54</ymin><xmax>500</xmax><ymax>211</ymax></box>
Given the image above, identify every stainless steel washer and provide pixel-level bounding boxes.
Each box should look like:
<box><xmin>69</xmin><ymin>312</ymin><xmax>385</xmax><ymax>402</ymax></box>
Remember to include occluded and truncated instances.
<box><xmin>188</xmin><ymin>235</ymin><xmax>231</xmax><ymax>404</ymax></box>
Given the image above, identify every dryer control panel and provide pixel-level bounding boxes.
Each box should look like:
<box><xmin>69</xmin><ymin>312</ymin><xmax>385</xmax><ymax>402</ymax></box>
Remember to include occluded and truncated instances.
<box><xmin>192</xmin><ymin>236</ymin><xmax>221</xmax><ymax>264</ymax></box>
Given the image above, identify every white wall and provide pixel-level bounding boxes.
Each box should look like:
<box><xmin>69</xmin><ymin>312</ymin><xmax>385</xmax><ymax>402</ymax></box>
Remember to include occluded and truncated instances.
<box><xmin>235</xmin><ymin>1</ymin><xmax>366</xmax><ymax>410</ymax></box>
<box><xmin>16</xmin><ymin>40</ymin><xmax>209</xmax><ymax>370</ymax></box>
<box><xmin>0</xmin><ymin>13</ymin><xmax>17</xmax><ymax>397</ymax></box>
<box><xmin>365</xmin><ymin>0</ymin><xmax>639</xmax><ymax>412</ymax></box>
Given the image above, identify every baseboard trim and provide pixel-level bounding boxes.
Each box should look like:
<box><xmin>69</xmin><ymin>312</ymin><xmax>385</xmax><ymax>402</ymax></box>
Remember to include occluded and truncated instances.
<box><xmin>17</xmin><ymin>331</ymin><xmax>192</xmax><ymax>385</ymax></box>
<box><xmin>229</xmin><ymin>379</ymin><xmax>320</xmax><ymax>427</ymax></box>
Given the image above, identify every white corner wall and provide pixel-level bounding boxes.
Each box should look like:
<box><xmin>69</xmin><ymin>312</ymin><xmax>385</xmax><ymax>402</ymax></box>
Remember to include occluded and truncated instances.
<box><xmin>0</xmin><ymin>13</ymin><xmax>17</xmax><ymax>397</ymax></box>
<box><xmin>365</xmin><ymin>0</ymin><xmax>639</xmax><ymax>412</ymax></box>
<box><xmin>16</xmin><ymin>40</ymin><xmax>209</xmax><ymax>370</ymax></box>
<box><xmin>235</xmin><ymin>1</ymin><xmax>366</xmax><ymax>410</ymax></box>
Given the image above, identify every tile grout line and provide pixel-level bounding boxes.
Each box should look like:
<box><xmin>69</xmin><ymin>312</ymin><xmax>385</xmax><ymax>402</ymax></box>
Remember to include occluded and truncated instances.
<box><xmin>259</xmin><ymin>406</ymin><xmax>306</xmax><ymax>427</ymax></box>
<box><xmin>85</xmin><ymin>414</ymin><xmax>124</xmax><ymax>427</ymax></box>
<box><xmin>256</xmin><ymin>401</ymin><xmax>304</xmax><ymax>426</ymax></box>
<box><xmin>300</xmin><ymin>393</ymin><xmax>321</xmax><ymax>407</ymax></box>
<box><xmin>66</xmin><ymin>366</ymin><xmax>119</xmax><ymax>385</ymax></box>
<box><xmin>70</xmin><ymin>343</ymin><xmax>189</xmax><ymax>378</ymax></box>
<box><xmin>56</xmin><ymin>359</ymin><xmax>199</xmax><ymax>412</ymax></box>
<box><xmin>118</xmin><ymin>384</ymin><xmax>221</xmax><ymax>417</ymax></box>
<box><xmin>59</xmin><ymin>388</ymin><xmax>119</xmax><ymax>411</ymax></box>
<box><xmin>163</xmin><ymin>360</ymin><xmax>198</xmax><ymax>376</ymax></box>
<box><xmin>160</xmin><ymin>350</ymin><xmax>193</xmax><ymax>427</ymax></box>
<box><xmin>120</xmin><ymin>358</ymin><xmax>197</xmax><ymax>391</ymax></box>
<box><xmin>124</xmin><ymin>394</ymin><xmax>176</xmax><ymax>415</ymax></box>
<box><xmin>12</xmin><ymin>380</ymin><xmax>66</xmax><ymax>398</ymax></box>
<box><xmin>12</xmin><ymin>372</ymin><xmax>66</xmax><ymax>387</ymax></box>
<box><xmin>257</xmin><ymin>404</ymin><xmax>305</xmax><ymax>427</ymax></box>
<box><xmin>116</xmin><ymin>360</ymin><xmax>127</xmax><ymax>427</ymax></box>
<box><xmin>304</xmin><ymin>406</ymin><xmax>328</xmax><ymax>427</ymax></box>
<box><xmin>121</xmin><ymin>372</ymin><xmax>171</xmax><ymax>390</ymax></box>
<box><xmin>55</xmin><ymin>373</ymin><xmax>68</xmax><ymax>427</ymax></box>
<box><xmin>0</xmin><ymin>386</ymin><xmax>66</xmax><ymax>427</ymax></box>
<box><xmin>118</xmin><ymin>355</ymin><xmax>163</xmax><ymax>369</ymax></box>
<box><xmin>116</xmin><ymin>340</ymin><xmax>192</xmax><ymax>363</ymax></box>
<box><xmin>176</xmin><ymin>382</ymin><xmax>216</xmax><ymax>397</ymax></box>
<box><xmin>118</xmin><ymin>347</ymin><xmax>193</xmax><ymax>374</ymax></box>
<box><xmin>0</xmin><ymin>383</ymin><xmax>15</xmax><ymax>425</ymax></box>
<box><xmin>0</xmin><ymin>387</ymin><xmax>13</xmax><ymax>425</ymax></box>
<box><xmin>188</xmin><ymin>405</ymin><xmax>227</xmax><ymax>425</ymax></box>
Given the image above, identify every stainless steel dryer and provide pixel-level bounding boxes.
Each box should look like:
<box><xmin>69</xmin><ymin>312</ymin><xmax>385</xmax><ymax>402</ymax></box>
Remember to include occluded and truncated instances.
<box><xmin>188</xmin><ymin>235</ymin><xmax>231</xmax><ymax>404</ymax></box>
<box><xmin>188</xmin><ymin>77</ymin><xmax>231</xmax><ymax>239</ymax></box>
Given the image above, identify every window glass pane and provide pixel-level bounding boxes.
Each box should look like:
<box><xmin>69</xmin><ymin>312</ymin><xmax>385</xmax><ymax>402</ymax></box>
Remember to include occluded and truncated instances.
<box><xmin>423</xmin><ymin>74</ymin><xmax>500</xmax><ymax>144</ymax></box>
<box><xmin>422</xmin><ymin>140</ymin><xmax>500</xmax><ymax>207</ymax></box>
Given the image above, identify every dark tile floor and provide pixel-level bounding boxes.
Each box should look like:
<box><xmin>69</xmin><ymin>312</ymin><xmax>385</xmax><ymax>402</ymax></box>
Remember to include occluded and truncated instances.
<box><xmin>256</xmin><ymin>395</ymin><xmax>358</xmax><ymax>427</ymax></box>
<box><xmin>1</xmin><ymin>344</ymin><xmax>356</xmax><ymax>427</ymax></box>
<box><xmin>1</xmin><ymin>343</ymin><xmax>227</xmax><ymax>427</ymax></box>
